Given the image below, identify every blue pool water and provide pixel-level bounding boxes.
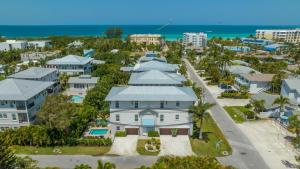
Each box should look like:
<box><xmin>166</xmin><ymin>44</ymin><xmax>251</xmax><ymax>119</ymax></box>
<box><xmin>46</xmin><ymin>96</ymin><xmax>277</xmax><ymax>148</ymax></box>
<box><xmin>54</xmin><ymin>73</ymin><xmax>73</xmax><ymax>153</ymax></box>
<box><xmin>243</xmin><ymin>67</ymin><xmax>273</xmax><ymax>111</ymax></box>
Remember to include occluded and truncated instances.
<box><xmin>71</xmin><ymin>95</ymin><xmax>83</xmax><ymax>103</ymax></box>
<box><xmin>89</xmin><ymin>129</ymin><xmax>109</xmax><ymax>135</ymax></box>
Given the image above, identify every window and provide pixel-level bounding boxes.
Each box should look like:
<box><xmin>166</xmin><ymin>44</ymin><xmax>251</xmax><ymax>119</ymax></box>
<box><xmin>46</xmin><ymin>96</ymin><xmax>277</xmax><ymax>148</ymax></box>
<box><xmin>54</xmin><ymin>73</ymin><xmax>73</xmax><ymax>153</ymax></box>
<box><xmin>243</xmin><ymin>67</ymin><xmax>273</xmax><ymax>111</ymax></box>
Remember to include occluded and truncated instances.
<box><xmin>134</xmin><ymin>101</ymin><xmax>138</xmax><ymax>108</ymax></box>
<box><xmin>160</xmin><ymin>101</ymin><xmax>164</xmax><ymax>108</ymax></box>
<box><xmin>175</xmin><ymin>114</ymin><xmax>179</xmax><ymax>120</ymax></box>
<box><xmin>12</xmin><ymin>113</ymin><xmax>17</xmax><ymax>121</ymax></box>
<box><xmin>134</xmin><ymin>114</ymin><xmax>138</xmax><ymax>122</ymax></box>
<box><xmin>116</xmin><ymin>126</ymin><xmax>120</xmax><ymax>130</ymax></box>
<box><xmin>116</xmin><ymin>114</ymin><xmax>120</xmax><ymax>121</ymax></box>
<box><xmin>115</xmin><ymin>101</ymin><xmax>119</xmax><ymax>108</ymax></box>
<box><xmin>3</xmin><ymin>113</ymin><xmax>7</xmax><ymax>119</ymax></box>
<box><xmin>160</xmin><ymin>114</ymin><xmax>164</xmax><ymax>122</ymax></box>
<box><xmin>176</xmin><ymin>101</ymin><xmax>180</xmax><ymax>107</ymax></box>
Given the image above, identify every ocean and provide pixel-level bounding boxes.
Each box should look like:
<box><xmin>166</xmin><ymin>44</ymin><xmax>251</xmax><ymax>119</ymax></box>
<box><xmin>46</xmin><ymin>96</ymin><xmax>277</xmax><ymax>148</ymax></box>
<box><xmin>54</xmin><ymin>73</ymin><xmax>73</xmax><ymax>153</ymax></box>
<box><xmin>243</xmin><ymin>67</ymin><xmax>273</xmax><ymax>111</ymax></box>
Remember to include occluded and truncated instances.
<box><xmin>0</xmin><ymin>25</ymin><xmax>299</xmax><ymax>40</ymax></box>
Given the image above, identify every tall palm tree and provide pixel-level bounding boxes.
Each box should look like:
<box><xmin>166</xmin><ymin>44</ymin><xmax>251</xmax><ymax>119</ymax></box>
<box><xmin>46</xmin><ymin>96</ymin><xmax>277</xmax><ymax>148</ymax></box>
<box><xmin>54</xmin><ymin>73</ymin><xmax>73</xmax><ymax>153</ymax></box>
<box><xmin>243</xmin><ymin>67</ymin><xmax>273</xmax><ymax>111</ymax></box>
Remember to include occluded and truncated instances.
<box><xmin>189</xmin><ymin>102</ymin><xmax>215</xmax><ymax>139</ymax></box>
<box><xmin>250</xmin><ymin>99</ymin><xmax>265</xmax><ymax>113</ymax></box>
<box><xmin>272</xmin><ymin>96</ymin><xmax>289</xmax><ymax>112</ymax></box>
<box><xmin>97</xmin><ymin>160</ymin><xmax>116</xmax><ymax>169</ymax></box>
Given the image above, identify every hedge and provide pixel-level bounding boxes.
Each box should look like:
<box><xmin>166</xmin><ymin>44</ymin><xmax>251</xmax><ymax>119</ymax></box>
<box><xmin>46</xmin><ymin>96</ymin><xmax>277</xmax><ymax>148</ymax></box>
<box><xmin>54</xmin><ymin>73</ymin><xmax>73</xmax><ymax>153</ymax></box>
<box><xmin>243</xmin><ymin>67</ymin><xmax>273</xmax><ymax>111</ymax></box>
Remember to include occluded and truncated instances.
<box><xmin>148</xmin><ymin>131</ymin><xmax>160</xmax><ymax>137</ymax></box>
<box><xmin>115</xmin><ymin>131</ymin><xmax>127</xmax><ymax>137</ymax></box>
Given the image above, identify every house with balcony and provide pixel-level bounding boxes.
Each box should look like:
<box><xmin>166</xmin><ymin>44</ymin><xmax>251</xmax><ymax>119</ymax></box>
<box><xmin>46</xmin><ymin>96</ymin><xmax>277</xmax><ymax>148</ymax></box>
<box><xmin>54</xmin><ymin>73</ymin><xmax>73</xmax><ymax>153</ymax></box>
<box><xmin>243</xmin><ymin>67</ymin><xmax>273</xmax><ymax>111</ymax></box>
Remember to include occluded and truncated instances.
<box><xmin>0</xmin><ymin>79</ymin><xmax>55</xmax><ymax>130</ymax></box>
<box><xmin>128</xmin><ymin>70</ymin><xmax>185</xmax><ymax>86</ymax></box>
<box><xmin>234</xmin><ymin>73</ymin><xmax>275</xmax><ymax>94</ymax></box>
<box><xmin>66</xmin><ymin>75</ymin><xmax>99</xmax><ymax>97</ymax></box>
<box><xmin>105</xmin><ymin>86</ymin><xmax>197</xmax><ymax>135</ymax></box>
<box><xmin>46</xmin><ymin>55</ymin><xmax>94</xmax><ymax>75</ymax></box>
<box><xmin>281</xmin><ymin>78</ymin><xmax>300</xmax><ymax>104</ymax></box>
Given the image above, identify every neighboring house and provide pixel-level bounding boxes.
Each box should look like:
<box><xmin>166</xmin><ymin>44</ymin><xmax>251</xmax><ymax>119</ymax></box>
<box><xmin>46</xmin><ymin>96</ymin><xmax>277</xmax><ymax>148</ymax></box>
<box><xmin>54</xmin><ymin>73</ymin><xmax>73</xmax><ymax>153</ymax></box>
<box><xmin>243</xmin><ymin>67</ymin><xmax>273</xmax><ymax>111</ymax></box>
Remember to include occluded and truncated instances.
<box><xmin>0</xmin><ymin>79</ymin><xmax>55</xmax><ymax>130</ymax></box>
<box><xmin>264</xmin><ymin>44</ymin><xmax>287</xmax><ymax>52</ymax></box>
<box><xmin>128</xmin><ymin>70</ymin><xmax>186</xmax><ymax>86</ymax></box>
<box><xmin>67</xmin><ymin>75</ymin><xmax>99</xmax><ymax>96</ymax></box>
<box><xmin>8</xmin><ymin>67</ymin><xmax>58</xmax><ymax>82</ymax></box>
<box><xmin>281</xmin><ymin>78</ymin><xmax>300</xmax><ymax>104</ymax></box>
<box><xmin>28</xmin><ymin>40</ymin><xmax>52</xmax><ymax>48</ymax></box>
<box><xmin>132</xmin><ymin>60</ymin><xmax>178</xmax><ymax>73</ymax></box>
<box><xmin>0</xmin><ymin>40</ymin><xmax>28</xmax><ymax>51</ymax></box>
<box><xmin>129</xmin><ymin>34</ymin><xmax>162</xmax><ymax>45</ymax></box>
<box><xmin>138</xmin><ymin>51</ymin><xmax>166</xmax><ymax>63</ymax></box>
<box><xmin>223</xmin><ymin>46</ymin><xmax>251</xmax><ymax>53</ymax></box>
<box><xmin>21</xmin><ymin>50</ymin><xmax>61</xmax><ymax>62</ymax></box>
<box><xmin>68</xmin><ymin>41</ymin><xmax>83</xmax><ymax>48</ymax></box>
<box><xmin>241</xmin><ymin>38</ymin><xmax>273</xmax><ymax>46</ymax></box>
<box><xmin>182</xmin><ymin>32</ymin><xmax>207</xmax><ymax>48</ymax></box>
<box><xmin>83</xmin><ymin>49</ymin><xmax>95</xmax><ymax>57</ymax></box>
<box><xmin>251</xmin><ymin>92</ymin><xmax>299</xmax><ymax>125</ymax></box>
<box><xmin>234</xmin><ymin>73</ymin><xmax>275</xmax><ymax>94</ymax></box>
<box><xmin>46</xmin><ymin>55</ymin><xmax>94</xmax><ymax>75</ymax></box>
<box><xmin>227</xmin><ymin>65</ymin><xmax>260</xmax><ymax>75</ymax></box>
<box><xmin>105</xmin><ymin>86</ymin><xmax>197</xmax><ymax>135</ymax></box>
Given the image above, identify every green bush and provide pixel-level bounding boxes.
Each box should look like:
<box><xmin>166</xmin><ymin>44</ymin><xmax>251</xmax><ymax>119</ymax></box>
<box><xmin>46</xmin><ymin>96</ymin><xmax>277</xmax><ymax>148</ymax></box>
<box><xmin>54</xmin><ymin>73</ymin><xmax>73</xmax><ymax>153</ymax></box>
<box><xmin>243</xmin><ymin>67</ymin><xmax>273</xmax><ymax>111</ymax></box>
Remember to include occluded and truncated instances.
<box><xmin>148</xmin><ymin>131</ymin><xmax>160</xmax><ymax>137</ymax></box>
<box><xmin>77</xmin><ymin>138</ymin><xmax>112</xmax><ymax>146</ymax></box>
<box><xmin>244</xmin><ymin>103</ymin><xmax>252</xmax><ymax>109</ymax></box>
<box><xmin>147</xmin><ymin>145</ymin><xmax>153</xmax><ymax>150</ymax></box>
<box><xmin>243</xmin><ymin>111</ymin><xmax>255</xmax><ymax>119</ymax></box>
<box><xmin>221</xmin><ymin>92</ymin><xmax>249</xmax><ymax>99</ymax></box>
<box><xmin>115</xmin><ymin>131</ymin><xmax>127</xmax><ymax>137</ymax></box>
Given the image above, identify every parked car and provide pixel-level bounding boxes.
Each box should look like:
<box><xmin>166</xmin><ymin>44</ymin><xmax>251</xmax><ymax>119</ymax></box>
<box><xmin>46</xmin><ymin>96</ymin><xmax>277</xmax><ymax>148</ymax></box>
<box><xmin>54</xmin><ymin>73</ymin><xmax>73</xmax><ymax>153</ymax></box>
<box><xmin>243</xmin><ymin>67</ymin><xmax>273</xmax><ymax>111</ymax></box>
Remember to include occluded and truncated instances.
<box><xmin>219</xmin><ymin>83</ymin><xmax>232</xmax><ymax>90</ymax></box>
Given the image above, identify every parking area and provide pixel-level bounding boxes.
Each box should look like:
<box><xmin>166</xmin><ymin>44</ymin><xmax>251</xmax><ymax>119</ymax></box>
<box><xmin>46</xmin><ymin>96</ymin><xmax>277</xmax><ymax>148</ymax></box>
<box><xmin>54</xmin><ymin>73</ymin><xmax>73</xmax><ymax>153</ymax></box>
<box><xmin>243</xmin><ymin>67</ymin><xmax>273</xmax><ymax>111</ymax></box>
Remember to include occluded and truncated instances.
<box><xmin>108</xmin><ymin>135</ymin><xmax>138</xmax><ymax>156</ymax></box>
<box><xmin>159</xmin><ymin>135</ymin><xmax>194</xmax><ymax>156</ymax></box>
<box><xmin>238</xmin><ymin>120</ymin><xmax>299</xmax><ymax>169</ymax></box>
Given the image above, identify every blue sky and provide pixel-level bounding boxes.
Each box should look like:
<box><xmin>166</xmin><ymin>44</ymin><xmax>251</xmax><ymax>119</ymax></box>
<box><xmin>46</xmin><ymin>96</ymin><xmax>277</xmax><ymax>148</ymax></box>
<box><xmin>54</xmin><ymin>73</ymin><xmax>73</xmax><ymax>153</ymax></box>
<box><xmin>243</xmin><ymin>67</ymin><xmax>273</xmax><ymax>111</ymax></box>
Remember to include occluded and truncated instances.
<box><xmin>0</xmin><ymin>0</ymin><xmax>300</xmax><ymax>25</ymax></box>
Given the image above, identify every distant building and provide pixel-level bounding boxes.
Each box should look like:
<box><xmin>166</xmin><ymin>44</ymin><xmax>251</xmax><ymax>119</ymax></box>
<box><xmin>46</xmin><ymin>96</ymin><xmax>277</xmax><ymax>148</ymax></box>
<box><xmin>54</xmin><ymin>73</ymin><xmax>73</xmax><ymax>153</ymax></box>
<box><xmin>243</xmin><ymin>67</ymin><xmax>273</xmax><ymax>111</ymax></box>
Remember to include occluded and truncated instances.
<box><xmin>111</xmin><ymin>49</ymin><xmax>119</xmax><ymax>54</ymax></box>
<box><xmin>138</xmin><ymin>51</ymin><xmax>167</xmax><ymax>63</ymax></box>
<box><xmin>21</xmin><ymin>50</ymin><xmax>61</xmax><ymax>62</ymax></box>
<box><xmin>8</xmin><ymin>67</ymin><xmax>58</xmax><ymax>82</ymax></box>
<box><xmin>129</xmin><ymin>34</ymin><xmax>162</xmax><ymax>45</ymax></box>
<box><xmin>256</xmin><ymin>29</ymin><xmax>300</xmax><ymax>43</ymax></box>
<box><xmin>264</xmin><ymin>44</ymin><xmax>287</xmax><ymax>52</ymax></box>
<box><xmin>241</xmin><ymin>38</ymin><xmax>273</xmax><ymax>46</ymax></box>
<box><xmin>0</xmin><ymin>79</ymin><xmax>55</xmax><ymax>130</ymax></box>
<box><xmin>46</xmin><ymin>55</ymin><xmax>94</xmax><ymax>75</ymax></box>
<box><xmin>182</xmin><ymin>32</ymin><xmax>207</xmax><ymax>48</ymax></box>
<box><xmin>224</xmin><ymin>46</ymin><xmax>251</xmax><ymax>53</ymax></box>
<box><xmin>0</xmin><ymin>40</ymin><xmax>27</xmax><ymax>51</ymax></box>
<box><xmin>28</xmin><ymin>40</ymin><xmax>52</xmax><ymax>48</ymax></box>
<box><xmin>83</xmin><ymin>49</ymin><xmax>95</xmax><ymax>57</ymax></box>
<box><xmin>281</xmin><ymin>78</ymin><xmax>300</xmax><ymax>104</ymax></box>
<box><xmin>234</xmin><ymin>73</ymin><xmax>275</xmax><ymax>94</ymax></box>
<box><xmin>121</xmin><ymin>60</ymin><xmax>179</xmax><ymax>73</ymax></box>
<box><xmin>68</xmin><ymin>41</ymin><xmax>83</xmax><ymax>48</ymax></box>
<box><xmin>67</xmin><ymin>75</ymin><xmax>99</xmax><ymax>96</ymax></box>
<box><xmin>226</xmin><ymin>65</ymin><xmax>260</xmax><ymax>75</ymax></box>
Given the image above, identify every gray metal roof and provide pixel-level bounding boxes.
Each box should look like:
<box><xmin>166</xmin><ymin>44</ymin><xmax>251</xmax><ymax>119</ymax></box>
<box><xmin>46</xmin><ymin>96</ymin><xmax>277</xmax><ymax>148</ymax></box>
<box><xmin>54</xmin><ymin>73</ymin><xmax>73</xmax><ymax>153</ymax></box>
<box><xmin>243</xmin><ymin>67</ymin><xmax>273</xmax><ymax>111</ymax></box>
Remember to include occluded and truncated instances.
<box><xmin>68</xmin><ymin>75</ymin><xmax>99</xmax><ymax>84</ymax></box>
<box><xmin>128</xmin><ymin>70</ymin><xmax>185</xmax><ymax>85</ymax></box>
<box><xmin>227</xmin><ymin>65</ymin><xmax>260</xmax><ymax>75</ymax></box>
<box><xmin>105</xmin><ymin>86</ymin><xmax>197</xmax><ymax>101</ymax></box>
<box><xmin>283</xmin><ymin>78</ymin><xmax>300</xmax><ymax>94</ymax></box>
<box><xmin>0</xmin><ymin>79</ymin><xmax>54</xmax><ymax>100</ymax></box>
<box><xmin>133</xmin><ymin>60</ymin><xmax>178</xmax><ymax>72</ymax></box>
<box><xmin>47</xmin><ymin>55</ymin><xmax>93</xmax><ymax>65</ymax></box>
<box><xmin>138</xmin><ymin>56</ymin><xmax>167</xmax><ymax>63</ymax></box>
<box><xmin>8</xmin><ymin>67</ymin><xmax>57</xmax><ymax>79</ymax></box>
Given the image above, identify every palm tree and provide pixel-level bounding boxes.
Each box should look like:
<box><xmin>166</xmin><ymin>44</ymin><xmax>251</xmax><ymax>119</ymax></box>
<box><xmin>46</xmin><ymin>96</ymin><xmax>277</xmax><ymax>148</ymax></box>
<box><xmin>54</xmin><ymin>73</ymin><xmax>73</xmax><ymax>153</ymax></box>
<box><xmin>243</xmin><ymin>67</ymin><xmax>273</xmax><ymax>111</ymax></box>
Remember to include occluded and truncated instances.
<box><xmin>189</xmin><ymin>102</ymin><xmax>215</xmax><ymax>139</ymax></box>
<box><xmin>97</xmin><ymin>160</ymin><xmax>116</xmax><ymax>169</ymax></box>
<box><xmin>272</xmin><ymin>96</ymin><xmax>289</xmax><ymax>112</ymax></box>
<box><xmin>250</xmin><ymin>99</ymin><xmax>265</xmax><ymax>113</ymax></box>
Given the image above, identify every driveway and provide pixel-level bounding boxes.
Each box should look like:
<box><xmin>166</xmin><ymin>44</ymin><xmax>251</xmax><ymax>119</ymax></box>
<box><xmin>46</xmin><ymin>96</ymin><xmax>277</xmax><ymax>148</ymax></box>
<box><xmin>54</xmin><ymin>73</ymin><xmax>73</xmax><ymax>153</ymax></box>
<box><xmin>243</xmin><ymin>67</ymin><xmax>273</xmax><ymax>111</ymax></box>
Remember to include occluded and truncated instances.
<box><xmin>108</xmin><ymin>135</ymin><xmax>138</xmax><ymax>156</ymax></box>
<box><xmin>238</xmin><ymin>120</ymin><xmax>299</xmax><ymax>169</ymax></box>
<box><xmin>159</xmin><ymin>135</ymin><xmax>194</xmax><ymax>156</ymax></box>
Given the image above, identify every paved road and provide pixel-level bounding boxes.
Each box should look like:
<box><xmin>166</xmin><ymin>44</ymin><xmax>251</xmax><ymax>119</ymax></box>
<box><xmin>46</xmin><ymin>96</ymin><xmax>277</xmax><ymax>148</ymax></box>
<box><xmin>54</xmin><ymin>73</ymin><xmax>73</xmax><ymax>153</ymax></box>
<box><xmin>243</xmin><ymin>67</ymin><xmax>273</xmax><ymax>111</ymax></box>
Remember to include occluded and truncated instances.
<box><xmin>24</xmin><ymin>155</ymin><xmax>157</xmax><ymax>169</ymax></box>
<box><xmin>183</xmin><ymin>59</ymin><xmax>270</xmax><ymax>169</ymax></box>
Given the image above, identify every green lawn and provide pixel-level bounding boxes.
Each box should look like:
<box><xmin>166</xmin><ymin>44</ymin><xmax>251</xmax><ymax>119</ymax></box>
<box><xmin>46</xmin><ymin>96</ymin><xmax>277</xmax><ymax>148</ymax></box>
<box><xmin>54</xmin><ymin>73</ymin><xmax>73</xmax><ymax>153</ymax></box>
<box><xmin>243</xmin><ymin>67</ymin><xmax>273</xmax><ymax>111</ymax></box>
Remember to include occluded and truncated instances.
<box><xmin>12</xmin><ymin>146</ymin><xmax>111</xmax><ymax>156</ymax></box>
<box><xmin>190</xmin><ymin>115</ymin><xmax>232</xmax><ymax>157</ymax></box>
<box><xmin>224</xmin><ymin>106</ymin><xmax>247</xmax><ymax>123</ymax></box>
<box><xmin>136</xmin><ymin>139</ymin><xmax>160</xmax><ymax>156</ymax></box>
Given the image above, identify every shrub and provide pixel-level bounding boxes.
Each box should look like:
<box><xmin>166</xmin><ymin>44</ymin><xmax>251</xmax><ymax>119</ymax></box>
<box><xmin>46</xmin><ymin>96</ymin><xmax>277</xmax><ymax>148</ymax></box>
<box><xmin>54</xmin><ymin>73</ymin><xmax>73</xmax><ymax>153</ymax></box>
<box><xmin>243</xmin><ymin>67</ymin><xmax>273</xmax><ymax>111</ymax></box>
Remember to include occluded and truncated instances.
<box><xmin>77</xmin><ymin>138</ymin><xmax>112</xmax><ymax>146</ymax></box>
<box><xmin>221</xmin><ymin>92</ymin><xmax>249</xmax><ymax>99</ymax></box>
<box><xmin>156</xmin><ymin>145</ymin><xmax>160</xmax><ymax>150</ymax></box>
<box><xmin>243</xmin><ymin>111</ymin><xmax>255</xmax><ymax>119</ymax></box>
<box><xmin>115</xmin><ymin>131</ymin><xmax>127</xmax><ymax>137</ymax></box>
<box><xmin>244</xmin><ymin>103</ymin><xmax>252</xmax><ymax>109</ymax></box>
<box><xmin>171</xmin><ymin>129</ymin><xmax>178</xmax><ymax>137</ymax></box>
<box><xmin>148</xmin><ymin>131</ymin><xmax>159</xmax><ymax>137</ymax></box>
<box><xmin>147</xmin><ymin>145</ymin><xmax>153</xmax><ymax>150</ymax></box>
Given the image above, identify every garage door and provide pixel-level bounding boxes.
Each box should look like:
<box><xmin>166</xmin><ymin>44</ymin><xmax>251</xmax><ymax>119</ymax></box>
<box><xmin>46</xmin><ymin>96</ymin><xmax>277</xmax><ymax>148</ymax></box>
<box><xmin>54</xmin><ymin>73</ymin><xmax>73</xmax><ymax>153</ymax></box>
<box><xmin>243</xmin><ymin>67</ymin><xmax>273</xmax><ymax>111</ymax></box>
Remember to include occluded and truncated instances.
<box><xmin>159</xmin><ymin>128</ymin><xmax>189</xmax><ymax>135</ymax></box>
<box><xmin>126</xmin><ymin>128</ymin><xmax>139</xmax><ymax>135</ymax></box>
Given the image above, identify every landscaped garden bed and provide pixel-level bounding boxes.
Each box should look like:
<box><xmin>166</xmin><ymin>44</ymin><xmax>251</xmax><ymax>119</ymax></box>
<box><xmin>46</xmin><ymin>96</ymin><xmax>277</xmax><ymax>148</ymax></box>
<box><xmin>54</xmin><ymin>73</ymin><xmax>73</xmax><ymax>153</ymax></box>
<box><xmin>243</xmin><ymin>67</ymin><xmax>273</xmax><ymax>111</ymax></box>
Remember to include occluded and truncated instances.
<box><xmin>224</xmin><ymin>106</ymin><xmax>256</xmax><ymax>123</ymax></box>
<box><xmin>137</xmin><ymin>138</ymin><xmax>160</xmax><ymax>156</ymax></box>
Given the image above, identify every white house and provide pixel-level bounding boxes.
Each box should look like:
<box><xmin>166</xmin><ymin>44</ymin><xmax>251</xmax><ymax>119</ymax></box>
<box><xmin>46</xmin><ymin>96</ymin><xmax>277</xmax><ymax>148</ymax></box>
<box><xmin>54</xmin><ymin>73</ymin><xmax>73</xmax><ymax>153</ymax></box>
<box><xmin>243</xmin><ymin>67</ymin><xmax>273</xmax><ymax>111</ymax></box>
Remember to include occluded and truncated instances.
<box><xmin>0</xmin><ymin>40</ymin><xmax>28</xmax><ymax>51</ymax></box>
<box><xmin>234</xmin><ymin>73</ymin><xmax>275</xmax><ymax>94</ymax></box>
<box><xmin>8</xmin><ymin>67</ymin><xmax>58</xmax><ymax>82</ymax></box>
<box><xmin>0</xmin><ymin>79</ymin><xmax>55</xmax><ymax>130</ymax></box>
<box><xmin>28</xmin><ymin>40</ymin><xmax>52</xmax><ymax>48</ymax></box>
<box><xmin>281</xmin><ymin>78</ymin><xmax>300</xmax><ymax>104</ymax></box>
<box><xmin>105</xmin><ymin>86</ymin><xmax>197</xmax><ymax>135</ymax></box>
<box><xmin>46</xmin><ymin>55</ymin><xmax>94</xmax><ymax>75</ymax></box>
<box><xmin>67</xmin><ymin>75</ymin><xmax>99</xmax><ymax>96</ymax></box>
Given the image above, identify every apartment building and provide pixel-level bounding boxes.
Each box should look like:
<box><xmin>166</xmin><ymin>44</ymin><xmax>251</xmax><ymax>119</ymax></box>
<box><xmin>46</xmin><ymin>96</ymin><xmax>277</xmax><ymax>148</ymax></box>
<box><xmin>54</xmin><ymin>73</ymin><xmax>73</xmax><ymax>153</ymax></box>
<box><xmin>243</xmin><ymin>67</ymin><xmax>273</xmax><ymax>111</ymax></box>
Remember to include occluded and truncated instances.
<box><xmin>0</xmin><ymin>40</ymin><xmax>28</xmax><ymax>51</ymax></box>
<box><xmin>182</xmin><ymin>32</ymin><xmax>207</xmax><ymax>48</ymax></box>
<box><xmin>129</xmin><ymin>34</ymin><xmax>162</xmax><ymax>45</ymax></box>
<box><xmin>256</xmin><ymin>29</ymin><xmax>300</xmax><ymax>43</ymax></box>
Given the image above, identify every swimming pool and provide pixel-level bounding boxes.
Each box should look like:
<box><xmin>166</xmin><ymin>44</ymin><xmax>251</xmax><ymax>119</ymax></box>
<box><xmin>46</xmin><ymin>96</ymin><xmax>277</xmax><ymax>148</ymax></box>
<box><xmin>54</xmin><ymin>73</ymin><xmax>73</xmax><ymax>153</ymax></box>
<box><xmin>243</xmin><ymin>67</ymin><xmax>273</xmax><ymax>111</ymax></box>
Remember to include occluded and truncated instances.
<box><xmin>71</xmin><ymin>95</ymin><xmax>83</xmax><ymax>103</ymax></box>
<box><xmin>89</xmin><ymin>129</ymin><xmax>109</xmax><ymax>136</ymax></box>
